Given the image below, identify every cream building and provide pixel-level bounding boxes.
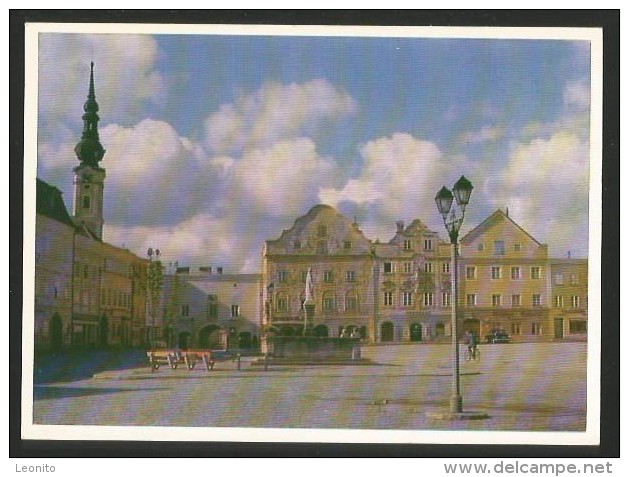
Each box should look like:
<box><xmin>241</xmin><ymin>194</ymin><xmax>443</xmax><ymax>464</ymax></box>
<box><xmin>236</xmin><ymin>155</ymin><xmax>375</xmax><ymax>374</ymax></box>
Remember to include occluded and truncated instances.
<box><xmin>159</xmin><ymin>267</ymin><xmax>262</xmax><ymax>350</ymax></box>
<box><xmin>261</xmin><ymin>204</ymin><xmax>454</xmax><ymax>344</ymax></box>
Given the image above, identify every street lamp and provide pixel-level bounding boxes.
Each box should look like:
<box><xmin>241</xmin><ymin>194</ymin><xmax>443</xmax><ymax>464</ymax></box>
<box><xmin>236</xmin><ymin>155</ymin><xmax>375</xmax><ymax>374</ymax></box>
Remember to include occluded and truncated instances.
<box><xmin>147</xmin><ymin>247</ymin><xmax>162</xmax><ymax>349</ymax></box>
<box><xmin>435</xmin><ymin>175</ymin><xmax>473</xmax><ymax>414</ymax></box>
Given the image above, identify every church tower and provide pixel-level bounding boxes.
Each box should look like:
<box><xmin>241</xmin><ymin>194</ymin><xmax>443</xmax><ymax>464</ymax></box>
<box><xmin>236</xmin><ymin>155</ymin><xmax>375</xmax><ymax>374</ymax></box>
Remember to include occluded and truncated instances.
<box><xmin>73</xmin><ymin>62</ymin><xmax>106</xmax><ymax>240</ymax></box>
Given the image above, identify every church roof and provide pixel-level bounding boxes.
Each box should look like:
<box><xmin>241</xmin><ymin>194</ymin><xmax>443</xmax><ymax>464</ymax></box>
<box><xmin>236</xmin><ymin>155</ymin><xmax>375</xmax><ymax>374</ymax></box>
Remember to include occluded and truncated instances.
<box><xmin>36</xmin><ymin>179</ymin><xmax>75</xmax><ymax>228</ymax></box>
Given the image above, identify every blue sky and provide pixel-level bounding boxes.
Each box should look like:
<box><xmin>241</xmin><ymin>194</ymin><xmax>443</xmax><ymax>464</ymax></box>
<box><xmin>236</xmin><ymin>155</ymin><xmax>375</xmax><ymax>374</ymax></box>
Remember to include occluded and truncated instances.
<box><xmin>36</xmin><ymin>28</ymin><xmax>593</xmax><ymax>272</ymax></box>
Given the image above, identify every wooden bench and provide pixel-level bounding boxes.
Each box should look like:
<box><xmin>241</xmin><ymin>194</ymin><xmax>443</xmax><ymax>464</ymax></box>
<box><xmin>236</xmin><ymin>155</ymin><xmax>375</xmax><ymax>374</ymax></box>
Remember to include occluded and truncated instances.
<box><xmin>147</xmin><ymin>349</ymin><xmax>216</xmax><ymax>372</ymax></box>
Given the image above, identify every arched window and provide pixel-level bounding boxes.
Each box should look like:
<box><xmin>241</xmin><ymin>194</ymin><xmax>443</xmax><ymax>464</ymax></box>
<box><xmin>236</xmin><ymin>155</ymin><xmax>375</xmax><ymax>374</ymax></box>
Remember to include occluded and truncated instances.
<box><xmin>83</xmin><ymin>195</ymin><xmax>91</xmax><ymax>209</ymax></box>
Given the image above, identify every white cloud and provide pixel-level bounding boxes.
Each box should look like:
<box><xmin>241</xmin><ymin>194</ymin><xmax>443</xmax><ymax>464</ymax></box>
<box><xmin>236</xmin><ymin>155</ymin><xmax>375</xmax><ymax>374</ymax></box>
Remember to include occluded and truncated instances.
<box><xmin>228</xmin><ymin>138</ymin><xmax>341</xmax><ymax>217</ymax></box>
<box><xmin>320</xmin><ymin>133</ymin><xmax>449</xmax><ymax>208</ymax></box>
<box><xmin>486</xmin><ymin>130</ymin><xmax>589</xmax><ymax>257</ymax></box>
<box><xmin>204</xmin><ymin>79</ymin><xmax>357</xmax><ymax>154</ymax></box>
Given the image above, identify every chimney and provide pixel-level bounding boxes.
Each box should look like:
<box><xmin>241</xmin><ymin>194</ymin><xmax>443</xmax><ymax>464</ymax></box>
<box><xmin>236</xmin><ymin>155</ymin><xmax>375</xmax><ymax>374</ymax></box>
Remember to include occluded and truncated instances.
<box><xmin>217</xmin><ymin>267</ymin><xmax>223</xmax><ymax>275</ymax></box>
<box><xmin>396</xmin><ymin>220</ymin><xmax>405</xmax><ymax>233</ymax></box>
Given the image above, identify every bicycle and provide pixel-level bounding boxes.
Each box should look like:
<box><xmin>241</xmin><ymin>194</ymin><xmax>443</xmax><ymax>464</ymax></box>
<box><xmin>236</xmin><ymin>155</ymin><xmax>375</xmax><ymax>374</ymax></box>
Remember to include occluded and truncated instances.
<box><xmin>465</xmin><ymin>346</ymin><xmax>481</xmax><ymax>362</ymax></box>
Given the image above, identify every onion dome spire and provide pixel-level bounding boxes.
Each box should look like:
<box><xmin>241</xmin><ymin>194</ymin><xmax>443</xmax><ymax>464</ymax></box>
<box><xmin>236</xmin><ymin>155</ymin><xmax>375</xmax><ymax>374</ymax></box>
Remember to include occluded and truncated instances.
<box><xmin>74</xmin><ymin>62</ymin><xmax>105</xmax><ymax>166</ymax></box>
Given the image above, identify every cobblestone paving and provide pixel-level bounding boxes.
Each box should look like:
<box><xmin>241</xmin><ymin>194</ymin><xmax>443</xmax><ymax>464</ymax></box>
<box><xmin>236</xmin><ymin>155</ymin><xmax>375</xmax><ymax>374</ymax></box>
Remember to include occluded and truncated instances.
<box><xmin>31</xmin><ymin>342</ymin><xmax>587</xmax><ymax>434</ymax></box>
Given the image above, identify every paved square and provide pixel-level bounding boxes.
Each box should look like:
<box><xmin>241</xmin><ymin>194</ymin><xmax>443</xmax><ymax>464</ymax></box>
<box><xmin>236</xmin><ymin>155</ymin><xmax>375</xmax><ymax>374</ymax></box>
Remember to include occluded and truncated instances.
<box><xmin>32</xmin><ymin>342</ymin><xmax>587</xmax><ymax>432</ymax></box>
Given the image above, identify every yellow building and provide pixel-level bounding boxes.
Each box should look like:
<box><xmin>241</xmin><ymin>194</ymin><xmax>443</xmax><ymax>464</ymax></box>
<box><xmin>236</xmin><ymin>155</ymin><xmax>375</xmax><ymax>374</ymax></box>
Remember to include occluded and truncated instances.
<box><xmin>459</xmin><ymin>209</ymin><xmax>588</xmax><ymax>342</ymax></box>
<box><xmin>549</xmin><ymin>259</ymin><xmax>588</xmax><ymax>340</ymax></box>
<box><xmin>262</xmin><ymin>206</ymin><xmax>588</xmax><ymax>344</ymax></box>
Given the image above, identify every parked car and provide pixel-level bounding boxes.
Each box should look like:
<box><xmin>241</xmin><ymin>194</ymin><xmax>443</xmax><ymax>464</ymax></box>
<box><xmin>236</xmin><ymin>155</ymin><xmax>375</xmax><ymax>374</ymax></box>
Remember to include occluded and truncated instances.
<box><xmin>485</xmin><ymin>329</ymin><xmax>511</xmax><ymax>344</ymax></box>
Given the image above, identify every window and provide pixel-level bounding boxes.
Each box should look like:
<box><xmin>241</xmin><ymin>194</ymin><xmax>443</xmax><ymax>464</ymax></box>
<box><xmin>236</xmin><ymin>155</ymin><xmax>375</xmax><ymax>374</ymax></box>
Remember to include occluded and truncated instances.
<box><xmin>514</xmin><ymin>243</ymin><xmax>522</xmax><ymax>252</ymax></box>
<box><xmin>424</xmin><ymin>262</ymin><xmax>434</xmax><ymax>274</ymax></box>
<box><xmin>231</xmin><ymin>304</ymin><xmax>240</xmax><ymax>317</ymax></box>
<box><xmin>531</xmin><ymin>267</ymin><xmax>541</xmax><ymax>279</ymax></box>
<box><xmin>511</xmin><ymin>294</ymin><xmax>521</xmax><ymax>307</ymax></box>
<box><xmin>442</xmin><ymin>292</ymin><xmax>451</xmax><ymax>307</ymax></box>
<box><xmin>511</xmin><ymin>322</ymin><xmax>521</xmax><ymax>335</ymax></box>
<box><xmin>344</xmin><ymin>241</ymin><xmax>352</xmax><ymax>250</ymax></box>
<box><xmin>569</xmin><ymin>320</ymin><xmax>587</xmax><ymax>333</ymax></box>
<box><xmin>442</xmin><ymin>262</ymin><xmax>450</xmax><ymax>274</ymax></box>
<box><xmin>300</xmin><ymin>270</ymin><xmax>308</xmax><ymax>283</ymax></box>
<box><xmin>477</xmin><ymin>243</ymin><xmax>485</xmax><ymax>252</ymax></box>
<box><xmin>569</xmin><ymin>274</ymin><xmax>579</xmax><ymax>285</ymax></box>
<box><xmin>277</xmin><ymin>297</ymin><xmax>288</xmax><ymax>312</ymax></box>
<box><xmin>553</xmin><ymin>273</ymin><xmax>564</xmax><ymax>285</ymax></box>
<box><xmin>383</xmin><ymin>292</ymin><xmax>393</xmax><ymax>306</ymax></box>
<box><xmin>404</xmin><ymin>262</ymin><xmax>413</xmax><ymax>274</ymax></box>
<box><xmin>466</xmin><ymin>294</ymin><xmax>477</xmax><ymax>306</ymax></box>
<box><xmin>466</xmin><ymin>266</ymin><xmax>476</xmax><ymax>280</ymax></box>
<box><xmin>317</xmin><ymin>225</ymin><xmax>328</xmax><ymax>237</ymax></box>
<box><xmin>491</xmin><ymin>266</ymin><xmax>501</xmax><ymax>279</ymax></box>
<box><xmin>323</xmin><ymin>295</ymin><xmax>336</xmax><ymax>312</ymax></box>
<box><xmin>181</xmin><ymin>304</ymin><xmax>189</xmax><ymax>317</ymax></box>
<box><xmin>532</xmin><ymin>322</ymin><xmax>543</xmax><ymax>335</ymax></box>
<box><xmin>346</xmin><ymin>270</ymin><xmax>356</xmax><ymax>283</ymax></box>
<box><xmin>532</xmin><ymin>294</ymin><xmax>542</xmax><ymax>307</ymax></box>
<box><xmin>345</xmin><ymin>294</ymin><xmax>358</xmax><ymax>312</ymax></box>
<box><xmin>278</xmin><ymin>270</ymin><xmax>287</xmax><ymax>283</ymax></box>
<box><xmin>293</xmin><ymin>240</ymin><xmax>301</xmax><ymax>250</ymax></box>
<box><xmin>511</xmin><ymin>267</ymin><xmax>521</xmax><ymax>280</ymax></box>
<box><xmin>423</xmin><ymin>292</ymin><xmax>434</xmax><ymax>307</ymax></box>
<box><xmin>207</xmin><ymin>295</ymin><xmax>218</xmax><ymax>319</ymax></box>
<box><xmin>571</xmin><ymin>296</ymin><xmax>580</xmax><ymax>308</ymax></box>
<box><xmin>554</xmin><ymin>295</ymin><xmax>564</xmax><ymax>308</ymax></box>
<box><xmin>494</xmin><ymin>240</ymin><xmax>505</xmax><ymax>256</ymax></box>
<box><xmin>82</xmin><ymin>195</ymin><xmax>91</xmax><ymax>209</ymax></box>
<box><xmin>424</xmin><ymin>239</ymin><xmax>433</xmax><ymax>251</ymax></box>
<box><xmin>403</xmin><ymin>292</ymin><xmax>413</xmax><ymax>307</ymax></box>
<box><xmin>323</xmin><ymin>270</ymin><xmax>334</xmax><ymax>283</ymax></box>
<box><xmin>384</xmin><ymin>262</ymin><xmax>394</xmax><ymax>274</ymax></box>
<box><xmin>492</xmin><ymin>294</ymin><xmax>502</xmax><ymax>307</ymax></box>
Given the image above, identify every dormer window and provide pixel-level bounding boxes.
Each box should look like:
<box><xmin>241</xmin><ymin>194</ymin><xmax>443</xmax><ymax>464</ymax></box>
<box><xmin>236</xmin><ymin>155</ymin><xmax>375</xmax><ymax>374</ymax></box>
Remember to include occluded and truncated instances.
<box><xmin>293</xmin><ymin>240</ymin><xmax>301</xmax><ymax>250</ymax></box>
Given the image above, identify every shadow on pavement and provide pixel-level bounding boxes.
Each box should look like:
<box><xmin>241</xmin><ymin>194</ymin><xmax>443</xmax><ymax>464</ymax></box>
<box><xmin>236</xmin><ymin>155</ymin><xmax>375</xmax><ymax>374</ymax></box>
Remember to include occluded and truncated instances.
<box><xmin>33</xmin><ymin>385</ymin><xmax>166</xmax><ymax>400</ymax></box>
<box><xmin>33</xmin><ymin>349</ymin><xmax>149</xmax><ymax>384</ymax></box>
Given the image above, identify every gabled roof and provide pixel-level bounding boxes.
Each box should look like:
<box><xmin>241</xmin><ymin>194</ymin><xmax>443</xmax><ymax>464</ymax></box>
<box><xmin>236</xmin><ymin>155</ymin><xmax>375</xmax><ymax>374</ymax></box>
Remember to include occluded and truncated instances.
<box><xmin>460</xmin><ymin>209</ymin><xmax>541</xmax><ymax>246</ymax></box>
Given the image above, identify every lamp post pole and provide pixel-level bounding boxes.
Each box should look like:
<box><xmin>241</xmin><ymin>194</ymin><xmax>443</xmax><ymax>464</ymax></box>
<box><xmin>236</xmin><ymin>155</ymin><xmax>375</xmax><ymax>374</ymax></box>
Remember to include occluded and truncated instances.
<box><xmin>435</xmin><ymin>176</ymin><xmax>473</xmax><ymax>414</ymax></box>
<box><xmin>147</xmin><ymin>247</ymin><xmax>162</xmax><ymax>350</ymax></box>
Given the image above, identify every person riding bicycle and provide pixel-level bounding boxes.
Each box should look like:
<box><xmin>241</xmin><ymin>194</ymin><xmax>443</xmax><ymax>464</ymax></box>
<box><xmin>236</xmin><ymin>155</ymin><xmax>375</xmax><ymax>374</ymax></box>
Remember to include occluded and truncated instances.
<box><xmin>466</xmin><ymin>330</ymin><xmax>478</xmax><ymax>357</ymax></box>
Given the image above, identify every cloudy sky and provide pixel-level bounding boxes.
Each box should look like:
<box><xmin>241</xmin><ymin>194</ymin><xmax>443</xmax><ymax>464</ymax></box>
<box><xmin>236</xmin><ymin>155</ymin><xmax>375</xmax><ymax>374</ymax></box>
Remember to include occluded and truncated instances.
<box><xmin>35</xmin><ymin>28</ymin><xmax>594</xmax><ymax>272</ymax></box>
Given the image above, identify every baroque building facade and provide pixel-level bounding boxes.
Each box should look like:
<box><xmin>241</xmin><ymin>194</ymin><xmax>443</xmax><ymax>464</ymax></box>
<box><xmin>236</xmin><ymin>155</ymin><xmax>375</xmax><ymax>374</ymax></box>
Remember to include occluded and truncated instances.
<box><xmin>261</xmin><ymin>205</ymin><xmax>589</xmax><ymax>344</ymax></box>
<box><xmin>34</xmin><ymin>63</ymin><xmax>149</xmax><ymax>352</ymax></box>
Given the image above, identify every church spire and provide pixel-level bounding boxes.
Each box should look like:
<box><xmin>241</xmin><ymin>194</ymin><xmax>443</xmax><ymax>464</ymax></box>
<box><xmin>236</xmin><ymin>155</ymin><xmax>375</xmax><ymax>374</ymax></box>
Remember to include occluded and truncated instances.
<box><xmin>74</xmin><ymin>62</ymin><xmax>105</xmax><ymax>167</ymax></box>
